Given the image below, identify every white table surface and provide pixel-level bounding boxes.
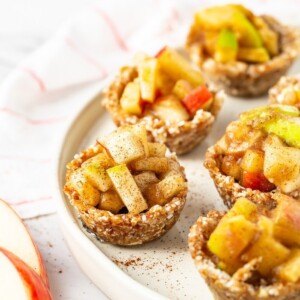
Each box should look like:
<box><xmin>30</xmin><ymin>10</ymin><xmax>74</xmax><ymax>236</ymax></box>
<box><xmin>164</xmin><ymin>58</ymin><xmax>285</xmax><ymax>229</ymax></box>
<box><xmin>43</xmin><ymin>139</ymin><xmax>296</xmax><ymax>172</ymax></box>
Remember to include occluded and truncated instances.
<box><xmin>0</xmin><ymin>1</ymin><xmax>108</xmax><ymax>299</ymax></box>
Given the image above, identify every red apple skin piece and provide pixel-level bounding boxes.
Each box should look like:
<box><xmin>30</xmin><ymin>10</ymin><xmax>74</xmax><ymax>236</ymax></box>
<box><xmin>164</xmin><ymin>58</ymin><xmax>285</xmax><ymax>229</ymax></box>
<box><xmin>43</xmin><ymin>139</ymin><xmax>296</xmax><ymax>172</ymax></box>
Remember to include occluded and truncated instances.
<box><xmin>182</xmin><ymin>85</ymin><xmax>212</xmax><ymax>115</ymax></box>
<box><xmin>240</xmin><ymin>170</ymin><xmax>275</xmax><ymax>192</ymax></box>
<box><xmin>0</xmin><ymin>199</ymin><xmax>48</xmax><ymax>286</ymax></box>
<box><xmin>155</xmin><ymin>46</ymin><xmax>167</xmax><ymax>58</ymax></box>
<box><xmin>0</xmin><ymin>248</ymin><xmax>52</xmax><ymax>300</ymax></box>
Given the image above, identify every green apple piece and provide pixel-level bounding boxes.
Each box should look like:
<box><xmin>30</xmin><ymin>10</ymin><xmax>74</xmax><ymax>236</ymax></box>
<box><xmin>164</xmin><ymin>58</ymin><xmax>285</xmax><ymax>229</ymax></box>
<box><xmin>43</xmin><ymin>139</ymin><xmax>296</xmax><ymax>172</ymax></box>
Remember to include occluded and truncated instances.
<box><xmin>232</xmin><ymin>11</ymin><xmax>262</xmax><ymax>47</ymax></box>
<box><xmin>264</xmin><ymin>117</ymin><xmax>300</xmax><ymax>149</ymax></box>
<box><xmin>99</xmin><ymin>128</ymin><xmax>146</xmax><ymax>164</ymax></box>
<box><xmin>239</xmin><ymin>105</ymin><xmax>299</xmax><ymax>125</ymax></box>
<box><xmin>237</xmin><ymin>47</ymin><xmax>270</xmax><ymax>63</ymax></box>
<box><xmin>107</xmin><ymin>164</ymin><xmax>148</xmax><ymax>214</ymax></box>
<box><xmin>272</xmin><ymin>194</ymin><xmax>300</xmax><ymax>246</ymax></box>
<box><xmin>120</xmin><ymin>82</ymin><xmax>142</xmax><ymax>116</ymax></box>
<box><xmin>208</xmin><ymin>215</ymin><xmax>257</xmax><ymax>264</ymax></box>
<box><xmin>215</xmin><ymin>29</ymin><xmax>238</xmax><ymax>63</ymax></box>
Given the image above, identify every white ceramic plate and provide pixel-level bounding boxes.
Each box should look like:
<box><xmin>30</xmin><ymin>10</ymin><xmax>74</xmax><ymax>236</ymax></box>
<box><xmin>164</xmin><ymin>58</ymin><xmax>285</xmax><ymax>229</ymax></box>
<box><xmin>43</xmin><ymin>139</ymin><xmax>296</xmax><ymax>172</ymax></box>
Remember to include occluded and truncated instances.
<box><xmin>54</xmin><ymin>59</ymin><xmax>300</xmax><ymax>300</ymax></box>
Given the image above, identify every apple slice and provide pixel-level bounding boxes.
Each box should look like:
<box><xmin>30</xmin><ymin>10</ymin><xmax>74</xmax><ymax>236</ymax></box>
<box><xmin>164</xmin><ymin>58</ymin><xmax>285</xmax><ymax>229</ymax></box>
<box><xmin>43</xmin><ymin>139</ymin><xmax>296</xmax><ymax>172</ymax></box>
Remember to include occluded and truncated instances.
<box><xmin>120</xmin><ymin>81</ymin><xmax>142</xmax><ymax>116</ymax></box>
<box><xmin>0</xmin><ymin>248</ymin><xmax>52</xmax><ymax>300</ymax></box>
<box><xmin>138</xmin><ymin>57</ymin><xmax>158</xmax><ymax>102</ymax></box>
<box><xmin>0</xmin><ymin>199</ymin><xmax>48</xmax><ymax>285</ymax></box>
<box><xmin>107</xmin><ymin>165</ymin><xmax>148</xmax><ymax>214</ymax></box>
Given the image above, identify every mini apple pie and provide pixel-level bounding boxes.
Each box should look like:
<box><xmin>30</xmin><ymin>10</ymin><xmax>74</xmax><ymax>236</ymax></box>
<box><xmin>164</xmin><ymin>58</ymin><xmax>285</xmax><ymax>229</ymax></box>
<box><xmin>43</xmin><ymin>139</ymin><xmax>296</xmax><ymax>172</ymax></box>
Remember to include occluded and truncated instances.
<box><xmin>64</xmin><ymin>124</ymin><xmax>187</xmax><ymax>246</ymax></box>
<box><xmin>186</xmin><ymin>4</ymin><xmax>300</xmax><ymax>96</ymax></box>
<box><xmin>103</xmin><ymin>47</ymin><xmax>224</xmax><ymax>155</ymax></box>
<box><xmin>189</xmin><ymin>195</ymin><xmax>300</xmax><ymax>300</ymax></box>
<box><xmin>269</xmin><ymin>74</ymin><xmax>300</xmax><ymax>109</ymax></box>
<box><xmin>205</xmin><ymin>104</ymin><xmax>300</xmax><ymax>209</ymax></box>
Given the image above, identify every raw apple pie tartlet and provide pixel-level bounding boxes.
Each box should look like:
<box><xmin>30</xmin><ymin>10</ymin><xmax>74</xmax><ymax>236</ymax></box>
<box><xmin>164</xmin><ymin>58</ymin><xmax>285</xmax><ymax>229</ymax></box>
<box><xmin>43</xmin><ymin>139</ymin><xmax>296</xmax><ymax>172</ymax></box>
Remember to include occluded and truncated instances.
<box><xmin>64</xmin><ymin>124</ymin><xmax>187</xmax><ymax>246</ymax></box>
<box><xmin>189</xmin><ymin>195</ymin><xmax>300</xmax><ymax>300</ymax></box>
<box><xmin>205</xmin><ymin>104</ymin><xmax>300</xmax><ymax>209</ymax></box>
<box><xmin>103</xmin><ymin>47</ymin><xmax>224</xmax><ymax>155</ymax></box>
<box><xmin>186</xmin><ymin>4</ymin><xmax>300</xmax><ymax>97</ymax></box>
<box><xmin>269</xmin><ymin>74</ymin><xmax>300</xmax><ymax>109</ymax></box>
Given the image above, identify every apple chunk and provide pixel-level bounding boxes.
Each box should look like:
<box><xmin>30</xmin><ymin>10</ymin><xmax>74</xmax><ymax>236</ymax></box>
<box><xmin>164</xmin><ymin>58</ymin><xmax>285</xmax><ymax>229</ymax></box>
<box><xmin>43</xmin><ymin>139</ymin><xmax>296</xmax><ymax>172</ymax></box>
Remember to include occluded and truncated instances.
<box><xmin>156</xmin><ymin>47</ymin><xmax>204</xmax><ymax>87</ymax></box>
<box><xmin>138</xmin><ymin>57</ymin><xmax>158</xmax><ymax>102</ymax></box>
<box><xmin>0</xmin><ymin>248</ymin><xmax>52</xmax><ymax>300</ymax></box>
<box><xmin>0</xmin><ymin>199</ymin><xmax>48</xmax><ymax>285</ymax></box>
<box><xmin>272</xmin><ymin>194</ymin><xmax>300</xmax><ymax>246</ymax></box>
<box><xmin>208</xmin><ymin>215</ymin><xmax>257</xmax><ymax>265</ymax></box>
<box><xmin>107</xmin><ymin>165</ymin><xmax>148</xmax><ymax>214</ymax></box>
<box><xmin>99</xmin><ymin>129</ymin><xmax>146</xmax><ymax>164</ymax></box>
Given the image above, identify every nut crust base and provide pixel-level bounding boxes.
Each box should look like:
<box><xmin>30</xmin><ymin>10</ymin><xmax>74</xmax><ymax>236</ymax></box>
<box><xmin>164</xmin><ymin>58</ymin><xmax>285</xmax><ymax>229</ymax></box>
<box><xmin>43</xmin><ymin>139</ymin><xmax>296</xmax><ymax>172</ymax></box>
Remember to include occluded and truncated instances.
<box><xmin>189</xmin><ymin>211</ymin><xmax>300</xmax><ymax>300</ymax></box>
<box><xmin>186</xmin><ymin>15</ymin><xmax>300</xmax><ymax>97</ymax></box>
<box><xmin>103</xmin><ymin>66</ymin><xmax>224</xmax><ymax>155</ymax></box>
<box><xmin>64</xmin><ymin>144</ymin><xmax>187</xmax><ymax>246</ymax></box>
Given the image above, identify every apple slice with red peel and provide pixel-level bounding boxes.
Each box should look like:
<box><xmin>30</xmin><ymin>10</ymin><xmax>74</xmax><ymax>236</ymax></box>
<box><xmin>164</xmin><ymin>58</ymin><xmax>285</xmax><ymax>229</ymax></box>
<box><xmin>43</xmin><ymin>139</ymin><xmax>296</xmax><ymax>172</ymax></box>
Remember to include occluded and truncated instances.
<box><xmin>0</xmin><ymin>199</ymin><xmax>48</xmax><ymax>285</ymax></box>
<box><xmin>0</xmin><ymin>248</ymin><xmax>52</xmax><ymax>300</ymax></box>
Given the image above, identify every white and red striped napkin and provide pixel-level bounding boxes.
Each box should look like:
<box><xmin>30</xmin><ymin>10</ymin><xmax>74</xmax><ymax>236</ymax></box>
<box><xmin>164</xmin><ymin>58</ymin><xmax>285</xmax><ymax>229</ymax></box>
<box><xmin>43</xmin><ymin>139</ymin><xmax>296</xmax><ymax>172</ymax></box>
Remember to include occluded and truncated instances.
<box><xmin>0</xmin><ymin>0</ymin><xmax>298</xmax><ymax>218</ymax></box>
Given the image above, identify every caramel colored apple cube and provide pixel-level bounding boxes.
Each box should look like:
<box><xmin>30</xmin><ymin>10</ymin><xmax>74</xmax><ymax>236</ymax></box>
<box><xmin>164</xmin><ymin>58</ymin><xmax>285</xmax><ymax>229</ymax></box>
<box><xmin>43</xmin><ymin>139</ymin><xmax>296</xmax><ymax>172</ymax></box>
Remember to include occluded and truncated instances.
<box><xmin>120</xmin><ymin>81</ymin><xmax>142</xmax><ymax>116</ymax></box>
<box><xmin>242</xmin><ymin>235</ymin><xmax>290</xmax><ymax>276</ymax></box>
<box><xmin>272</xmin><ymin>195</ymin><xmax>300</xmax><ymax>246</ymax></box>
<box><xmin>99</xmin><ymin>190</ymin><xmax>124</xmax><ymax>214</ymax></box>
<box><xmin>131</xmin><ymin>157</ymin><xmax>169</xmax><ymax>173</ymax></box>
<box><xmin>276</xmin><ymin>249</ymin><xmax>300</xmax><ymax>282</ymax></box>
<box><xmin>208</xmin><ymin>215</ymin><xmax>257</xmax><ymax>264</ymax></box>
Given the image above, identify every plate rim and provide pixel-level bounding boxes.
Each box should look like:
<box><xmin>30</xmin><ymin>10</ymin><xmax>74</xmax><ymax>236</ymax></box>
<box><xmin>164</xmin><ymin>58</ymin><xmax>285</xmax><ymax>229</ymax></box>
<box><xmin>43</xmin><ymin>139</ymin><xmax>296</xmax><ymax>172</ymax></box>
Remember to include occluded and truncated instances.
<box><xmin>53</xmin><ymin>80</ymin><xmax>169</xmax><ymax>300</ymax></box>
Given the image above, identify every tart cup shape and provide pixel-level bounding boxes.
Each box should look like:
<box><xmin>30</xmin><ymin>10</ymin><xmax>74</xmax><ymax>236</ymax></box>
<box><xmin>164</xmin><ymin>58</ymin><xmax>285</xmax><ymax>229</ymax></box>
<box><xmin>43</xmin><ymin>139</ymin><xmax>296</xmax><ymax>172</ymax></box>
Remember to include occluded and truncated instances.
<box><xmin>188</xmin><ymin>210</ymin><xmax>300</xmax><ymax>300</ymax></box>
<box><xmin>103</xmin><ymin>66</ymin><xmax>224</xmax><ymax>155</ymax></box>
<box><xmin>204</xmin><ymin>143</ymin><xmax>278</xmax><ymax>210</ymax></box>
<box><xmin>204</xmin><ymin>104</ymin><xmax>300</xmax><ymax>209</ymax></box>
<box><xmin>269</xmin><ymin>74</ymin><xmax>300</xmax><ymax>109</ymax></box>
<box><xmin>64</xmin><ymin>144</ymin><xmax>187</xmax><ymax>246</ymax></box>
<box><xmin>186</xmin><ymin>15</ymin><xmax>300</xmax><ymax>97</ymax></box>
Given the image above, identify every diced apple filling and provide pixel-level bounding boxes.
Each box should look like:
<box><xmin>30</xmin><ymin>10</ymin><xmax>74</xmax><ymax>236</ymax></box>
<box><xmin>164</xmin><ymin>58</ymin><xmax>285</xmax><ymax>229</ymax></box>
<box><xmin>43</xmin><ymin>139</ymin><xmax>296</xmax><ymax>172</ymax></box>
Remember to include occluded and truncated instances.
<box><xmin>190</xmin><ymin>4</ymin><xmax>278</xmax><ymax>63</ymax></box>
<box><xmin>207</xmin><ymin>197</ymin><xmax>300</xmax><ymax>282</ymax></box>
<box><xmin>67</xmin><ymin>124</ymin><xmax>186</xmax><ymax>215</ymax></box>
<box><xmin>220</xmin><ymin>105</ymin><xmax>300</xmax><ymax>194</ymax></box>
<box><xmin>118</xmin><ymin>47</ymin><xmax>213</xmax><ymax>124</ymax></box>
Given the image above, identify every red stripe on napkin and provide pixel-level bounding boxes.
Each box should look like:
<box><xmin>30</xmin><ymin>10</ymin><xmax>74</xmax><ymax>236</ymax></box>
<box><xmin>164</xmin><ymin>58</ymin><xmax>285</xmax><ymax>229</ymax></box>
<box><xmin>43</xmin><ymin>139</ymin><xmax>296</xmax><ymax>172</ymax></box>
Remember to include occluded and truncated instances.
<box><xmin>22</xmin><ymin>67</ymin><xmax>47</xmax><ymax>92</ymax></box>
<box><xmin>12</xmin><ymin>196</ymin><xmax>52</xmax><ymax>206</ymax></box>
<box><xmin>94</xmin><ymin>7</ymin><xmax>129</xmax><ymax>52</ymax></box>
<box><xmin>0</xmin><ymin>107</ymin><xmax>65</xmax><ymax>125</ymax></box>
<box><xmin>65</xmin><ymin>37</ymin><xmax>108</xmax><ymax>78</ymax></box>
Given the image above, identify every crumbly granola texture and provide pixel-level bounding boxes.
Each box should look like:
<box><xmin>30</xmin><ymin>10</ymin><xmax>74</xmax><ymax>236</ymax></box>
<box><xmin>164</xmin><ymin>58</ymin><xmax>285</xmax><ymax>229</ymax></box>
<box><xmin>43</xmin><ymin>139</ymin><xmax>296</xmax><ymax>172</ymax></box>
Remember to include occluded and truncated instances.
<box><xmin>186</xmin><ymin>15</ymin><xmax>300</xmax><ymax>97</ymax></box>
<box><xmin>269</xmin><ymin>74</ymin><xmax>300</xmax><ymax>108</ymax></box>
<box><xmin>189</xmin><ymin>210</ymin><xmax>300</xmax><ymax>300</ymax></box>
<box><xmin>102</xmin><ymin>66</ymin><xmax>224</xmax><ymax>155</ymax></box>
<box><xmin>204</xmin><ymin>143</ymin><xmax>300</xmax><ymax>210</ymax></box>
<box><xmin>64</xmin><ymin>144</ymin><xmax>187</xmax><ymax>246</ymax></box>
